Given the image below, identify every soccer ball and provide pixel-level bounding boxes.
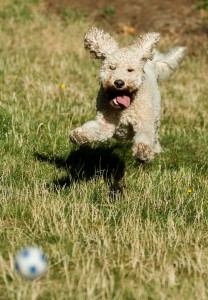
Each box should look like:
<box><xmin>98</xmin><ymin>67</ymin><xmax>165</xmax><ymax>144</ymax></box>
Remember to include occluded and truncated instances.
<box><xmin>15</xmin><ymin>247</ymin><xmax>48</xmax><ymax>279</ymax></box>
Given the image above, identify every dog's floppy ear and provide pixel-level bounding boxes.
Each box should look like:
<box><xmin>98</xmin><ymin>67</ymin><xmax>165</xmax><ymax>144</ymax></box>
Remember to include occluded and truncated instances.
<box><xmin>130</xmin><ymin>32</ymin><xmax>160</xmax><ymax>60</ymax></box>
<box><xmin>84</xmin><ymin>27</ymin><xmax>118</xmax><ymax>60</ymax></box>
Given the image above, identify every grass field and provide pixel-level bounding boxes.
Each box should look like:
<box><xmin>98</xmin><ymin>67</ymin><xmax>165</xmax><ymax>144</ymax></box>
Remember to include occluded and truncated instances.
<box><xmin>0</xmin><ymin>1</ymin><xmax>208</xmax><ymax>299</ymax></box>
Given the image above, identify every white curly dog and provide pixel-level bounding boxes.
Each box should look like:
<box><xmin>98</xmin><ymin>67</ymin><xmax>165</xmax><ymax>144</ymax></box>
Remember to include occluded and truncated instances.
<box><xmin>70</xmin><ymin>27</ymin><xmax>186</xmax><ymax>162</ymax></box>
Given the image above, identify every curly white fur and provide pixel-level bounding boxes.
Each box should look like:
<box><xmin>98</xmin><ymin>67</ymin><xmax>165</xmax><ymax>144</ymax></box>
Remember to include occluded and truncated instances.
<box><xmin>70</xmin><ymin>27</ymin><xmax>186</xmax><ymax>162</ymax></box>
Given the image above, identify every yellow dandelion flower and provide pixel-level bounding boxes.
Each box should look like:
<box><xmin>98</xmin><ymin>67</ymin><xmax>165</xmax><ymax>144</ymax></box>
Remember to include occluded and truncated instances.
<box><xmin>187</xmin><ymin>189</ymin><xmax>192</xmax><ymax>193</ymax></box>
<box><xmin>60</xmin><ymin>83</ymin><xmax>65</xmax><ymax>89</ymax></box>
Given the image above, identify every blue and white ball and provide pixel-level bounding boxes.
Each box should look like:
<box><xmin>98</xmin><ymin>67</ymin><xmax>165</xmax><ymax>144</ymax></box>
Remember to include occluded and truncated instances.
<box><xmin>15</xmin><ymin>247</ymin><xmax>47</xmax><ymax>279</ymax></box>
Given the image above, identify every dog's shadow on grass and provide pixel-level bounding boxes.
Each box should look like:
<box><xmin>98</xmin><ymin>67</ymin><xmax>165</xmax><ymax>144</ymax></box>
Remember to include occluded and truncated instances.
<box><xmin>34</xmin><ymin>145</ymin><xmax>126</xmax><ymax>194</ymax></box>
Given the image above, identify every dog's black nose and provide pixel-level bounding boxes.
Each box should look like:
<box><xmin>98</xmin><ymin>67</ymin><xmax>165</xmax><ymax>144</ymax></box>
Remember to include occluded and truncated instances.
<box><xmin>114</xmin><ymin>80</ymin><xmax>125</xmax><ymax>89</ymax></box>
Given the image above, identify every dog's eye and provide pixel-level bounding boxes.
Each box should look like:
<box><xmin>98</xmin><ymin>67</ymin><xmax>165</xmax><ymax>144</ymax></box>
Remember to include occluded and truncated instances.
<box><xmin>127</xmin><ymin>68</ymin><xmax>134</xmax><ymax>72</ymax></box>
<box><xmin>142</xmin><ymin>57</ymin><xmax>148</xmax><ymax>62</ymax></box>
<box><xmin>109</xmin><ymin>65</ymin><xmax>116</xmax><ymax>70</ymax></box>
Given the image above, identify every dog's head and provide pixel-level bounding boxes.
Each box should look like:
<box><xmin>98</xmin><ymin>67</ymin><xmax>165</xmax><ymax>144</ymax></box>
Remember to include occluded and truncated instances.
<box><xmin>84</xmin><ymin>27</ymin><xmax>160</xmax><ymax>110</ymax></box>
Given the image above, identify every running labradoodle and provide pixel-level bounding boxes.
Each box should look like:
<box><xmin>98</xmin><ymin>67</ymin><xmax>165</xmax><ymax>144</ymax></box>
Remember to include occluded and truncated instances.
<box><xmin>70</xmin><ymin>27</ymin><xmax>186</xmax><ymax>162</ymax></box>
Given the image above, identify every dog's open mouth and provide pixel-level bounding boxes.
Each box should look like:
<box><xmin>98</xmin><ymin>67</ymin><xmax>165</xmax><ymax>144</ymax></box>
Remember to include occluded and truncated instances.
<box><xmin>106</xmin><ymin>89</ymin><xmax>133</xmax><ymax>109</ymax></box>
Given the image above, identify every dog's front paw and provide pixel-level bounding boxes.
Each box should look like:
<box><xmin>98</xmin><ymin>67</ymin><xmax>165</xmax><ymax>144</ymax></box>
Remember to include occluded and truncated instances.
<box><xmin>132</xmin><ymin>143</ymin><xmax>155</xmax><ymax>163</ymax></box>
<box><xmin>70</xmin><ymin>129</ymin><xmax>90</xmax><ymax>145</ymax></box>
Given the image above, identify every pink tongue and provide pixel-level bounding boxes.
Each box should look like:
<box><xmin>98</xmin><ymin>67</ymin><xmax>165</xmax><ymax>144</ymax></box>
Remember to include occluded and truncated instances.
<box><xmin>116</xmin><ymin>95</ymin><xmax>131</xmax><ymax>108</ymax></box>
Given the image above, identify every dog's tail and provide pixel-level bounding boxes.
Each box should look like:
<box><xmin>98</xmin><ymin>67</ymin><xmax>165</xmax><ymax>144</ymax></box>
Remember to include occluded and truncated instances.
<box><xmin>153</xmin><ymin>47</ymin><xmax>187</xmax><ymax>82</ymax></box>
